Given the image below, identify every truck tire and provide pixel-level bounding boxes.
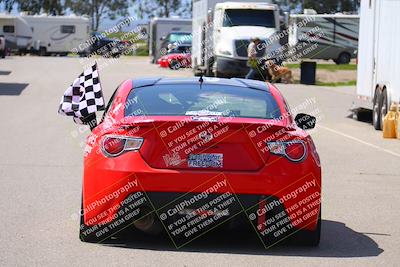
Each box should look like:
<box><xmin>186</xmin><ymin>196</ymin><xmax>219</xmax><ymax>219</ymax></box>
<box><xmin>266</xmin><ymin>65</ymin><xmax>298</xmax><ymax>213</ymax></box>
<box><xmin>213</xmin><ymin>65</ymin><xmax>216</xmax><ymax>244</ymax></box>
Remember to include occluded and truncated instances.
<box><xmin>380</xmin><ymin>88</ymin><xmax>388</xmax><ymax>129</ymax></box>
<box><xmin>335</xmin><ymin>52</ymin><xmax>351</xmax><ymax>64</ymax></box>
<box><xmin>214</xmin><ymin>70</ymin><xmax>223</xmax><ymax>78</ymax></box>
<box><xmin>206</xmin><ymin>57</ymin><xmax>214</xmax><ymax>77</ymax></box>
<box><xmin>193</xmin><ymin>69</ymin><xmax>202</xmax><ymax>76</ymax></box>
<box><xmin>373</xmin><ymin>89</ymin><xmax>383</xmax><ymax>130</ymax></box>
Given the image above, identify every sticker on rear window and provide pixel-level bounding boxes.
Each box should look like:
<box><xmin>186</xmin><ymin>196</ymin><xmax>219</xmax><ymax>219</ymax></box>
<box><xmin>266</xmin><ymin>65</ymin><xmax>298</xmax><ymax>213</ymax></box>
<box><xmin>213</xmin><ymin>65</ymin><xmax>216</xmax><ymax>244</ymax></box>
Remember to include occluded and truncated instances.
<box><xmin>186</xmin><ymin>110</ymin><xmax>223</xmax><ymax>116</ymax></box>
<box><xmin>191</xmin><ymin>116</ymin><xmax>218</xmax><ymax>122</ymax></box>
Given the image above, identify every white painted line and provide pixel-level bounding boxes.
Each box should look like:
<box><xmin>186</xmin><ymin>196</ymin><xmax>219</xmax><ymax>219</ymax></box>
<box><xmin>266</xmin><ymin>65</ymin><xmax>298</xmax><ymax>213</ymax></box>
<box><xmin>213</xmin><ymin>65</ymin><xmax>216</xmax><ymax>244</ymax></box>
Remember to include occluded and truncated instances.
<box><xmin>318</xmin><ymin>125</ymin><xmax>400</xmax><ymax>158</ymax></box>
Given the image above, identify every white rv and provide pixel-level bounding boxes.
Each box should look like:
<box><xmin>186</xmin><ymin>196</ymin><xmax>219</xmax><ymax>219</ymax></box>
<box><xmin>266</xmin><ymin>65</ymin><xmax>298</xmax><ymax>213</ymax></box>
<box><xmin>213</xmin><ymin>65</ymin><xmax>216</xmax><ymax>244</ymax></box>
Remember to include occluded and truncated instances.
<box><xmin>288</xmin><ymin>14</ymin><xmax>359</xmax><ymax>64</ymax></box>
<box><xmin>149</xmin><ymin>18</ymin><xmax>192</xmax><ymax>63</ymax></box>
<box><xmin>21</xmin><ymin>15</ymin><xmax>90</xmax><ymax>56</ymax></box>
<box><xmin>0</xmin><ymin>14</ymin><xmax>33</xmax><ymax>53</ymax></box>
<box><xmin>192</xmin><ymin>0</ymin><xmax>281</xmax><ymax>78</ymax></box>
<box><xmin>355</xmin><ymin>0</ymin><xmax>400</xmax><ymax>130</ymax></box>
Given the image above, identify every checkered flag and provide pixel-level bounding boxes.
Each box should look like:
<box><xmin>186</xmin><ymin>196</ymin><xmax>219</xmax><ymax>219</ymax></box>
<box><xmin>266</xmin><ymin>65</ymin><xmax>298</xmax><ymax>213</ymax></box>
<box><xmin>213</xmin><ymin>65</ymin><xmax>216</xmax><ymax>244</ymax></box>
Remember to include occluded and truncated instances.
<box><xmin>58</xmin><ymin>63</ymin><xmax>105</xmax><ymax>125</ymax></box>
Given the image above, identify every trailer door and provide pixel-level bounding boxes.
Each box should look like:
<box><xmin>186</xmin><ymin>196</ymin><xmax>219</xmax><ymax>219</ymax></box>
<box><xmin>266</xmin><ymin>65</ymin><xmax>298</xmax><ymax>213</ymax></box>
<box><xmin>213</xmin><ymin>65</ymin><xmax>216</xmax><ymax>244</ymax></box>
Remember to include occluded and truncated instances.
<box><xmin>356</xmin><ymin>0</ymin><xmax>376</xmax><ymax>99</ymax></box>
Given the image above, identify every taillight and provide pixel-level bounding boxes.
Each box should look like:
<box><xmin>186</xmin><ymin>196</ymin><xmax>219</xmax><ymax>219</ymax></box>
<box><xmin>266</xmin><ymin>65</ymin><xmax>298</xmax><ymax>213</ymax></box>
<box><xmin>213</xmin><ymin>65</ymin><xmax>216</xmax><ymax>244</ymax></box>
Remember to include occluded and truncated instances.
<box><xmin>267</xmin><ymin>140</ymin><xmax>307</xmax><ymax>162</ymax></box>
<box><xmin>102</xmin><ymin>136</ymin><xmax>143</xmax><ymax>157</ymax></box>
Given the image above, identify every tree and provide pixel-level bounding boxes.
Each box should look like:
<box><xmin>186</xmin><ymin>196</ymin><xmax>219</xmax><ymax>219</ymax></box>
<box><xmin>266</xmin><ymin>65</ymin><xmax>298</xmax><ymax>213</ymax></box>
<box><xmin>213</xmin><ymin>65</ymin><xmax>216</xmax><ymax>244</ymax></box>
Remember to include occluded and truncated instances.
<box><xmin>65</xmin><ymin>0</ymin><xmax>132</xmax><ymax>31</ymax></box>
<box><xmin>0</xmin><ymin>0</ymin><xmax>64</xmax><ymax>15</ymax></box>
<box><xmin>136</xmin><ymin>0</ymin><xmax>189</xmax><ymax>19</ymax></box>
<box><xmin>0</xmin><ymin>0</ymin><xmax>16</xmax><ymax>12</ymax></box>
<box><xmin>303</xmin><ymin>0</ymin><xmax>359</xmax><ymax>13</ymax></box>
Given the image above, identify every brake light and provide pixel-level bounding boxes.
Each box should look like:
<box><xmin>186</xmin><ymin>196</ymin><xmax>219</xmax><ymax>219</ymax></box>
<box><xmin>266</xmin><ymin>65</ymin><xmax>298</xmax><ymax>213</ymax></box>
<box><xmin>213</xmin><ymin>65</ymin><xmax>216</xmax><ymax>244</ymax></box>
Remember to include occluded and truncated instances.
<box><xmin>102</xmin><ymin>136</ymin><xmax>143</xmax><ymax>157</ymax></box>
<box><xmin>267</xmin><ymin>140</ymin><xmax>307</xmax><ymax>162</ymax></box>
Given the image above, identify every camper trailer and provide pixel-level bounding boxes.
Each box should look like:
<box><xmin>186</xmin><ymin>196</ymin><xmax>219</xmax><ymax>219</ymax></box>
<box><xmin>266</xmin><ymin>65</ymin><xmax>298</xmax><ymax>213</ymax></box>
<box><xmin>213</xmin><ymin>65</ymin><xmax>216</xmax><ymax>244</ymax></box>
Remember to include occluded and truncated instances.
<box><xmin>149</xmin><ymin>18</ymin><xmax>192</xmax><ymax>63</ymax></box>
<box><xmin>354</xmin><ymin>0</ymin><xmax>400</xmax><ymax>130</ymax></box>
<box><xmin>288</xmin><ymin>14</ymin><xmax>359</xmax><ymax>64</ymax></box>
<box><xmin>192</xmin><ymin>0</ymin><xmax>281</xmax><ymax>78</ymax></box>
<box><xmin>0</xmin><ymin>14</ymin><xmax>33</xmax><ymax>53</ymax></box>
<box><xmin>21</xmin><ymin>15</ymin><xmax>90</xmax><ymax>56</ymax></box>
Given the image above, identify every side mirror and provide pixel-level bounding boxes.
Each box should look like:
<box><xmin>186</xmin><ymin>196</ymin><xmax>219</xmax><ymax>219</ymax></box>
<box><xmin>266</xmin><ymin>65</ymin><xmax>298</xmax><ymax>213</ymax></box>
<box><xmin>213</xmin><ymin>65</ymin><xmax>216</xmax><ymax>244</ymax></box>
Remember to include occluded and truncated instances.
<box><xmin>160</xmin><ymin>36</ymin><xmax>166</xmax><ymax>41</ymax></box>
<box><xmin>295</xmin><ymin>113</ymin><xmax>316</xmax><ymax>130</ymax></box>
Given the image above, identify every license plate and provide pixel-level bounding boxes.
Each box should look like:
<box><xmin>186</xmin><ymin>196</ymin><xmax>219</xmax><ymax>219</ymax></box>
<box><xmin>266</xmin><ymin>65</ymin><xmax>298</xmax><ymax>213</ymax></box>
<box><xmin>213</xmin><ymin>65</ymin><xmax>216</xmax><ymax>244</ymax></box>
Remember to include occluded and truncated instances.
<box><xmin>188</xmin><ymin>153</ymin><xmax>223</xmax><ymax>168</ymax></box>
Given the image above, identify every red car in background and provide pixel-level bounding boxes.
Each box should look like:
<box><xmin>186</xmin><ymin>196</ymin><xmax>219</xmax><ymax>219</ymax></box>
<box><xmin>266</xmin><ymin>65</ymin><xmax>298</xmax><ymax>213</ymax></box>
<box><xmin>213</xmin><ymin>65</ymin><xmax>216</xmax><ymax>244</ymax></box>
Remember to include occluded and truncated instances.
<box><xmin>80</xmin><ymin>77</ymin><xmax>321</xmax><ymax>247</ymax></box>
<box><xmin>157</xmin><ymin>45</ymin><xmax>191</xmax><ymax>70</ymax></box>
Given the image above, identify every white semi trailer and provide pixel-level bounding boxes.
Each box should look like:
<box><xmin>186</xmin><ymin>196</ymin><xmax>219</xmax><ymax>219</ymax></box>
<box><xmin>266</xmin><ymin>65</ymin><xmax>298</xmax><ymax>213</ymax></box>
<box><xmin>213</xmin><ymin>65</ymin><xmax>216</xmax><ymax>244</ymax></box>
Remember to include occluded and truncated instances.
<box><xmin>355</xmin><ymin>0</ymin><xmax>400</xmax><ymax>130</ymax></box>
<box><xmin>192</xmin><ymin>0</ymin><xmax>281</xmax><ymax>77</ymax></box>
<box><xmin>149</xmin><ymin>18</ymin><xmax>192</xmax><ymax>63</ymax></box>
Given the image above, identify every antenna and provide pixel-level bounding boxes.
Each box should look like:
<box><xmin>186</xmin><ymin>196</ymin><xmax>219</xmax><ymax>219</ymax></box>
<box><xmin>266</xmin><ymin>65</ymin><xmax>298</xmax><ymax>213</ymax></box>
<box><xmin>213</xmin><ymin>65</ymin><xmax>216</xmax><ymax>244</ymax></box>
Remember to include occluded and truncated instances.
<box><xmin>199</xmin><ymin>73</ymin><xmax>204</xmax><ymax>89</ymax></box>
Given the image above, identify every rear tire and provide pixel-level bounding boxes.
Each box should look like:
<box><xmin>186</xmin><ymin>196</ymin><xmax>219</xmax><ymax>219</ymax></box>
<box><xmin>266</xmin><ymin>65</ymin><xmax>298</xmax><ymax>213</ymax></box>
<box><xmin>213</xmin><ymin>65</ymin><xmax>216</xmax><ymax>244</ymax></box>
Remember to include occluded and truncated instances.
<box><xmin>335</xmin><ymin>52</ymin><xmax>351</xmax><ymax>64</ymax></box>
<box><xmin>373</xmin><ymin>89</ymin><xmax>383</xmax><ymax>130</ymax></box>
<box><xmin>290</xmin><ymin>208</ymin><xmax>321</xmax><ymax>246</ymax></box>
<box><xmin>79</xmin><ymin>198</ymin><xmax>110</xmax><ymax>243</ymax></box>
<box><xmin>380</xmin><ymin>89</ymin><xmax>388</xmax><ymax>129</ymax></box>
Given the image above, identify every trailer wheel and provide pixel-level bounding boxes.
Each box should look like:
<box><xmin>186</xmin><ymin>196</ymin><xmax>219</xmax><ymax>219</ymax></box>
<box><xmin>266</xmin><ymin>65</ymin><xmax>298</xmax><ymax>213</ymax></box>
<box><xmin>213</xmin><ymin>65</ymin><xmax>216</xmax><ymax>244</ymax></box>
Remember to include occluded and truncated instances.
<box><xmin>39</xmin><ymin>47</ymin><xmax>47</xmax><ymax>56</ymax></box>
<box><xmin>380</xmin><ymin>88</ymin><xmax>388</xmax><ymax>129</ymax></box>
<box><xmin>372</xmin><ymin>89</ymin><xmax>383</xmax><ymax>130</ymax></box>
<box><xmin>335</xmin><ymin>52</ymin><xmax>351</xmax><ymax>64</ymax></box>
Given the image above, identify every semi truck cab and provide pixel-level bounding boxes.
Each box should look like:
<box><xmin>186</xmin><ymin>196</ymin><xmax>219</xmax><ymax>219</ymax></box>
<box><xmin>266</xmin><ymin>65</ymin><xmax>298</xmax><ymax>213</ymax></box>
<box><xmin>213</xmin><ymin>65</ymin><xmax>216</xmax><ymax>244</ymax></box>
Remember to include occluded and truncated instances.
<box><xmin>213</xmin><ymin>2</ymin><xmax>280</xmax><ymax>77</ymax></box>
<box><xmin>192</xmin><ymin>1</ymin><xmax>281</xmax><ymax>78</ymax></box>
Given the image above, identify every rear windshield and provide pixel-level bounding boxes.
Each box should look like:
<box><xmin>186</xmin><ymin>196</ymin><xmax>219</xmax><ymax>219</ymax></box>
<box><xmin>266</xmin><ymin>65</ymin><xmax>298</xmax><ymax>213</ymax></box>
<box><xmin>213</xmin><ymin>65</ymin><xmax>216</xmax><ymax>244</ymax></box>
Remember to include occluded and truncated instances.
<box><xmin>125</xmin><ymin>84</ymin><xmax>281</xmax><ymax>120</ymax></box>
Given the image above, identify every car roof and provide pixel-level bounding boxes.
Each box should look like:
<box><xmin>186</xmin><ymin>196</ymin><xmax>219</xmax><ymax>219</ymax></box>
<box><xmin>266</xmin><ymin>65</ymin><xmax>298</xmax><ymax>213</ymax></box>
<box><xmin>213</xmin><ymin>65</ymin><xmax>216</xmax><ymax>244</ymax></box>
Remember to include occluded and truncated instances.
<box><xmin>131</xmin><ymin>77</ymin><xmax>270</xmax><ymax>92</ymax></box>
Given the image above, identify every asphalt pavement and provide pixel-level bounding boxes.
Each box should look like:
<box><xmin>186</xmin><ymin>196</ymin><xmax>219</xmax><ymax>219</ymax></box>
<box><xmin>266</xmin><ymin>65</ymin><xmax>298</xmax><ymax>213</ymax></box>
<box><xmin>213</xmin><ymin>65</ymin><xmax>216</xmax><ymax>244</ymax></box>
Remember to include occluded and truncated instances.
<box><xmin>0</xmin><ymin>56</ymin><xmax>399</xmax><ymax>266</ymax></box>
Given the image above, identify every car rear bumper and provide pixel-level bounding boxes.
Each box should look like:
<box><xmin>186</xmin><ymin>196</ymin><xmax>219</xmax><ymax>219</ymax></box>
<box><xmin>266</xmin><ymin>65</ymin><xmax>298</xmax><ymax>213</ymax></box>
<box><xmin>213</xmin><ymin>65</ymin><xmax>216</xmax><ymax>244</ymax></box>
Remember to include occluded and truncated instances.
<box><xmin>81</xmin><ymin>189</ymin><xmax>320</xmax><ymax>245</ymax></box>
<box><xmin>83</xmin><ymin>152</ymin><xmax>321</xmax><ymax>236</ymax></box>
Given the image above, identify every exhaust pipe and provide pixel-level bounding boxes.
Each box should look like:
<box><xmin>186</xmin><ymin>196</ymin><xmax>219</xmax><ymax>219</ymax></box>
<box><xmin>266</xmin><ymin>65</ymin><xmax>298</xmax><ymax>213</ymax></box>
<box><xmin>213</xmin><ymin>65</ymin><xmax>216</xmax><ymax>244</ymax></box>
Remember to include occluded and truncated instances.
<box><xmin>133</xmin><ymin>206</ymin><xmax>162</xmax><ymax>235</ymax></box>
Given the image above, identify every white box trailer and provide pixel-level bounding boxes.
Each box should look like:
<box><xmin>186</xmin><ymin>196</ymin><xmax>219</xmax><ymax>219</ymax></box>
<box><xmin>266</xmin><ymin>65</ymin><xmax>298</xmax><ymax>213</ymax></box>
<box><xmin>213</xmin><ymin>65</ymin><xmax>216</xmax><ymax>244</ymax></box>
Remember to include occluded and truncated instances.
<box><xmin>149</xmin><ymin>18</ymin><xmax>192</xmax><ymax>63</ymax></box>
<box><xmin>21</xmin><ymin>15</ymin><xmax>90</xmax><ymax>56</ymax></box>
<box><xmin>355</xmin><ymin>0</ymin><xmax>400</xmax><ymax>130</ymax></box>
<box><xmin>0</xmin><ymin>14</ymin><xmax>33</xmax><ymax>53</ymax></box>
<box><xmin>192</xmin><ymin>0</ymin><xmax>281</xmax><ymax>78</ymax></box>
<box><xmin>288</xmin><ymin>14</ymin><xmax>359</xmax><ymax>64</ymax></box>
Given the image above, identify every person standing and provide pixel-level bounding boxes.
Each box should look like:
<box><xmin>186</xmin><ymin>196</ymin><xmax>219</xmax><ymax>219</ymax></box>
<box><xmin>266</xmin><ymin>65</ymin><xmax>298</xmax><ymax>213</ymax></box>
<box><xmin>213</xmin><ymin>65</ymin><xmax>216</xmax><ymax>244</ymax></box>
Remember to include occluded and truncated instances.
<box><xmin>245</xmin><ymin>38</ymin><xmax>261</xmax><ymax>79</ymax></box>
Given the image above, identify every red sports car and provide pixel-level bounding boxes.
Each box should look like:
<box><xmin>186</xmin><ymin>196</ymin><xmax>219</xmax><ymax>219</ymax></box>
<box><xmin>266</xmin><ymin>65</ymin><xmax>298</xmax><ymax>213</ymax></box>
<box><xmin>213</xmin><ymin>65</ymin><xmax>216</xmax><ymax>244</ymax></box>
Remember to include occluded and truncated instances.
<box><xmin>80</xmin><ymin>77</ymin><xmax>321</xmax><ymax>247</ymax></box>
<box><xmin>157</xmin><ymin>49</ymin><xmax>191</xmax><ymax>70</ymax></box>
